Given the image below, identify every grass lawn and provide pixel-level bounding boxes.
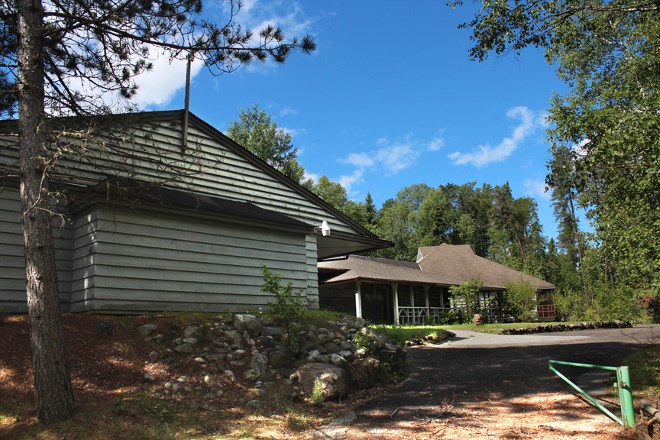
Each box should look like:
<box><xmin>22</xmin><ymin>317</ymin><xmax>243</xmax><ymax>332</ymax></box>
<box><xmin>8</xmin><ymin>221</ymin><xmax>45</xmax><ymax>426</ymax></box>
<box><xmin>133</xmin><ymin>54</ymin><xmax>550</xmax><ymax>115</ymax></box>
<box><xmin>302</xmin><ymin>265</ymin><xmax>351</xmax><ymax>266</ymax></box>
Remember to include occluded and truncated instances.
<box><xmin>626</xmin><ymin>345</ymin><xmax>660</xmax><ymax>401</ymax></box>
<box><xmin>372</xmin><ymin>321</ymin><xmax>568</xmax><ymax>343</ymax></box>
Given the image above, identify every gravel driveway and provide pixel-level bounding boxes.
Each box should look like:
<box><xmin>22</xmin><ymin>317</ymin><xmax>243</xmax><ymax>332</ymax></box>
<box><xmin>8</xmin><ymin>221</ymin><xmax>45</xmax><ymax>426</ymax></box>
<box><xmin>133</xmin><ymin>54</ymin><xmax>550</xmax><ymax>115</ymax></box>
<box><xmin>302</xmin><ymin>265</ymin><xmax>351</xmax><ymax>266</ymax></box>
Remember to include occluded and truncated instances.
<box><xmin>315</xmin><ymin>325</ymin><xmax>659</xmax><ymax>440</ymax></box>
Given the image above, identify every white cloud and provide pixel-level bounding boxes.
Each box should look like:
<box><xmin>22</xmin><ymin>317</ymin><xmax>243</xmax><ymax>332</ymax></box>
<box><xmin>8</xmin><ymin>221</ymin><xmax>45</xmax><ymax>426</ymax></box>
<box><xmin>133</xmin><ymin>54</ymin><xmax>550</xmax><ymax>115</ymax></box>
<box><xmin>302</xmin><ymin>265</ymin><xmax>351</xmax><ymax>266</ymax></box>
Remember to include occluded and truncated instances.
<box><xmin>332</xmin><ymin>131</ymin><xmax>442</xmax><ymax>196</ymax></box>
<box><xmin>343</xmin><ymin>136</ymin><xmax>423</xmax><ymax>175</ymax></box>
<box><xmin>133</xmin><ymin>51</ymin><xmax>204</xmax><ymax>108</ymax></box>
<box><xmin>130</xmin><ymin>2</ymin><xmax>310</xmax><ymax>108</ymax></box>
<box><xmin>303</xmin><ymin>171</ymin><xmax>319</xmax><ymax>183</ymax></box>
<box><xmin>524</xmin><ymin>179</ymin><xmax>550</xmax><ymax>200</ymax></box>
<box><xmin>376</xmin><ymin>143</ymin><xmax>420</xmax><ymax>175</ymax></box>
<box><xmin>55</xmin><ymin>47</ymin><xmax>204</xmax><ymax>112</ymax></box>
<box><xmin>335</xmin><ymin>133</ymin><xmax>437</xmax><ymax>195</ymax></box>
<box><xmin>45</xmin><ymin>1</ymin><xmax>312</xmax><ymax>112</ymax></box>
<box><xmin>343</xmin><ymin>152</ymin><xmax>375</xmax><ymax>168</ymax></box>
<box><xmin>338</xmin><ymin>170</ymin><xmax>364</xmax><ymax>193</ymax></box>
<box><xmin>235</xmin><ymin>1</ymin><xmax>315</xmax><ymax>74</ymax></box>
<box><xmin>448</xmin><ymin>106</ymin><xmax>539</xmax><ymax>168</ymax></box>
<box><xmin>279</xmin><ymin>126</ymin><xmax>305</xmax><ymax>138</ymax></box>
<box><xmin>572</xmin><ymin>138</ymin><xmax>590</xmax><ymax>157</ymax></box>
<box><xmin>428</xmin><ymin>137</ymin><xmax>444</xmax><ymax>151</ymax></box>
<box><xmin>279</xmin><ymin>107</ymin><xmax>299</xmax><ymax>117</ymax></box>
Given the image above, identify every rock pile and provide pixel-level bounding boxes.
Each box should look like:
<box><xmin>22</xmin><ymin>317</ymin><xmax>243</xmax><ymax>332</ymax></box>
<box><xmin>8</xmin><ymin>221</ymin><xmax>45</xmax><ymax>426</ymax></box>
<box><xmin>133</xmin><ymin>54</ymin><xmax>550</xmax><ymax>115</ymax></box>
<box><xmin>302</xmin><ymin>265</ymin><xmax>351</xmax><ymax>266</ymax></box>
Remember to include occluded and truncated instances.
<box><xmin>137</xmin><ymin>314</ymin><xmax>407</xmax><ymax>407</ymax></box>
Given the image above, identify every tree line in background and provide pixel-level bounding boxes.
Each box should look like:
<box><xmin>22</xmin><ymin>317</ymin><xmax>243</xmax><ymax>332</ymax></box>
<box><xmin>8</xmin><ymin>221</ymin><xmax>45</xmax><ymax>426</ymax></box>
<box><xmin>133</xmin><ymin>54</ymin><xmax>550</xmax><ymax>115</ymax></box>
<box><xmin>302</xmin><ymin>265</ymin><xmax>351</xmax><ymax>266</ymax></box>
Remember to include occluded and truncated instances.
<box><xmin>458</xmin><ymin>0</ymin><xmax>659</xmax><ymax>322</ymax></box>
<box><xmin>228</xmin><ymin>0</ymin><xmax>659</xmax><ymax>324</ymax></box>
<box><xmin>228</xmin><ymin>102</ymin><xmax>658</xmax><ymax>324</ymax></box>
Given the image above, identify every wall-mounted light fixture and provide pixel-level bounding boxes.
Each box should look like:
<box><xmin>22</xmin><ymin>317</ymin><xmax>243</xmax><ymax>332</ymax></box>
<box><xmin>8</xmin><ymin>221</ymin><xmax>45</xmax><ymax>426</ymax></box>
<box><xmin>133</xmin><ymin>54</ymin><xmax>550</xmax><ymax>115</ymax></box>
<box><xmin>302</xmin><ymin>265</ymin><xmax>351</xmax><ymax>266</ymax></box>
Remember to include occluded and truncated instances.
<box><xmin>314</xmin><ymin>220</ymin><xmax>331</xmax><ymax>237</ymax></box>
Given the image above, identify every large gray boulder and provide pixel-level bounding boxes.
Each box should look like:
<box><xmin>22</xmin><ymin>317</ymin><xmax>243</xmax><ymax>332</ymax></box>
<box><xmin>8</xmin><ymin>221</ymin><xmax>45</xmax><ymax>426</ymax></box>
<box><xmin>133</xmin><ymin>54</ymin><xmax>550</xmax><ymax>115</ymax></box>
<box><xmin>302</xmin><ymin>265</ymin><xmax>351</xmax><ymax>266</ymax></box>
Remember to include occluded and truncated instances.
<box><xmin>290</xmin><ymin>363</ymin><xmax>349</xmax><ymax>401</ymax></box>
<box><xmin>268</xmin><ymin>347</ymin><xmax>294</xmax><ymax>369</ymax></box>
<box><xmin>138</xmin><ymin>324</ymin><xmax>158</xmax><ymax>337</ymax></box>
<box><xmin>233</xmin><ymin>314</ymin><xmax>262</xmax><ymax>338</ymax></box>
<box><xmin>261</xmin><ymin>326</ymin><xmax>285</xmax><ymax>337</ymax></box>
<box><xmin>250</xmin><ymin>352</ymin><xmax>269</xmax><ymax>374</ymax></box>
<box><xmin>348</xmin><ymin>357</ymin><xmax>380</xmax><ymax>389</ymax></box>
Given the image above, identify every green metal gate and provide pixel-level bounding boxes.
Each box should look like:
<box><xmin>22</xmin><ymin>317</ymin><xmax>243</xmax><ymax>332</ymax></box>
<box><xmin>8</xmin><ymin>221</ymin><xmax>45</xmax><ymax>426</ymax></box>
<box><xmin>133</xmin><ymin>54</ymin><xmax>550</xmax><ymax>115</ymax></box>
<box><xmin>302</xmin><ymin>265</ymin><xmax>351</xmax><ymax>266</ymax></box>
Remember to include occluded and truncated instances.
<box><xmin>548</xmin><ymin>360</ymin><xmax>635</xmax><ymax>427</ymax></box>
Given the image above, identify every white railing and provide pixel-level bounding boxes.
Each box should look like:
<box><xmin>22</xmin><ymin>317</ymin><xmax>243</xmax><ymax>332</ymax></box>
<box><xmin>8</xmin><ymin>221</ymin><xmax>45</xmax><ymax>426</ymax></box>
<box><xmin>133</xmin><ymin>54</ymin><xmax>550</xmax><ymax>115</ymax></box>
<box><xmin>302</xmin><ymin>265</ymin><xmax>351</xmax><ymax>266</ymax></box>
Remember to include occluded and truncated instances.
<box><xmin>398</xmin><ymin>306</ymin><xmax>452</xmax><ymax>324</ymax></box>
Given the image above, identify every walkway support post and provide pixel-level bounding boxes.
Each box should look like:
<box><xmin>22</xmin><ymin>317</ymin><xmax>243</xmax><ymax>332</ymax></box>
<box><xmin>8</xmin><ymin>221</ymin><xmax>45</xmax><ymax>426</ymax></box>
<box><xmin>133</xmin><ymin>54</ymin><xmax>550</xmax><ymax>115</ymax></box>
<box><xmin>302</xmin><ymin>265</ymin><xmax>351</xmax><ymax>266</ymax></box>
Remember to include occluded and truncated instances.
<box><xmin>393</xmin><ymin>283</ymin><xmax>399</xmax><ymax>325</ymax></box>
<box><xmin>424</xmin><ymin>286</ymin><xmax>430</xmax><ymax>323</ymax></box>
<box><xmin>354</xmin><ymin>281</ymin><xmax>362</xmax><ymax>319</ymax></box>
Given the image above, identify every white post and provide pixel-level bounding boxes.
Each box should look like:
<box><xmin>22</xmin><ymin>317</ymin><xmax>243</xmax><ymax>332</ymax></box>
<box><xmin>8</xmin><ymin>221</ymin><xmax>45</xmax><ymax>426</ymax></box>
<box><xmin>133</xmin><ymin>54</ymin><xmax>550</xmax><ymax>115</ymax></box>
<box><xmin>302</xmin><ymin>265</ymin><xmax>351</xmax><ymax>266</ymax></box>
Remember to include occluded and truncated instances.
<box><xmin>393</xmin><ymin>283</ymin><xmax>399</xmax><ymax>325</ymax></box>
<box><xmin>354</xmin><ymin>281</ymin><xmax>362</xmax><ymax>319</ymax></box>
<box><xmin>424</xmin><ymin>286</ymin><xmax>430</xmax><ymax>323</ymax></box>
<box><xmin>410</xmin><ymin>287</ymin><xmax>415</xmax><ymax>324</ymax></box>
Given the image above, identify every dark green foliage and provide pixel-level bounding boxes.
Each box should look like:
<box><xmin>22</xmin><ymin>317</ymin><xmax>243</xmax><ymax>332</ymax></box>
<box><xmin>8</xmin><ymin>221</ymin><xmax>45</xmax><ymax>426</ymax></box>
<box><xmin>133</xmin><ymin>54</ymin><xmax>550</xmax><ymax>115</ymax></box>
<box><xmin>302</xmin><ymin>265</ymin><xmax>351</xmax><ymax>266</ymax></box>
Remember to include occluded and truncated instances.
<box><xmin>309</xmin><ymin>177</ymin><xmax>378</xmax><ymax>230</ymax></box>
<box><xmin>438</xmin><ymin>309</ymin><xmax>467</xmax><ymax>325</ymax></box>
<box><xmin>311</xmin><ymin>176</ymin><xmax>349</xmax><ymax>211</ymax></box>
<box><xmin>373</xmin><ymin>182</ymin><xmax>548</xmax><ymax>277</ymax></box>
<box><xmin>449</xmin><ymin>278</ymin><xmax>483</xmax><ymax>315</ymax></box>
<box><xmin>227</xmin><ymin>104</ymin><xmax>311</xmax><ymax>185</ymax></box>
<box><xmin>502</xmin><ymin>280</ymin><xmax>537</xmax><ymax>322</ymax></box>
<box><xmin>452</xmin><ymin>0</ymin><xmax>659</xmax><ymax>314</ymax></box>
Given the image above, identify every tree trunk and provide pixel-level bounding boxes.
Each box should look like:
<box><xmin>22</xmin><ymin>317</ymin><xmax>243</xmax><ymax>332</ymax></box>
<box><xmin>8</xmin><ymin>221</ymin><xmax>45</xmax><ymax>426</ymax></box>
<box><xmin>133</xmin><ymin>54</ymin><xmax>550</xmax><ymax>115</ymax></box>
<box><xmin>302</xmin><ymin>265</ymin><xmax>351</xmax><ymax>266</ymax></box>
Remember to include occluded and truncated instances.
<box><xmin>17</xmin><ymin>0</ymin><xmax>75</xmax><ymax>423</ymax></box>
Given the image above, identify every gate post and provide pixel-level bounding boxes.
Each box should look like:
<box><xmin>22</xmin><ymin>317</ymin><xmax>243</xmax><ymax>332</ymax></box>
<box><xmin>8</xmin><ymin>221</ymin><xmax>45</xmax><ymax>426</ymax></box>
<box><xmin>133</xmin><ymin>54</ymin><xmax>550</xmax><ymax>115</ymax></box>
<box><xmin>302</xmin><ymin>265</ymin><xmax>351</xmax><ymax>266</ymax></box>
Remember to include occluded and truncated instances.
<box><xmin>617</xmin><ymin>366</ymin><xmax>635</xmax><ymax>427</ymax></box>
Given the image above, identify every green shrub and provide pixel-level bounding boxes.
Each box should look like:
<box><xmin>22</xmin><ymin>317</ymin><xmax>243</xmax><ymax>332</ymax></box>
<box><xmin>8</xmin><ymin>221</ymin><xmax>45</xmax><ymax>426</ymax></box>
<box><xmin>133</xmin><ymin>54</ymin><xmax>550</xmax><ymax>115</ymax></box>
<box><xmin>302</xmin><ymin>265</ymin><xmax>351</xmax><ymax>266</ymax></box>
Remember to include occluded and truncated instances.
<box><xmin>310</xmin><ymin>379</ymin><xmax>325</xmax><ymax>406</ymax></box>
<box><xmin>502</xmin><ymin>280</ymin><xmax>537</xmax><ymax>322</ymax></box>
<box><xmin>351</xmin><ymin>328</ymin><xmax>376</xmax><ymax>353</ymax></box>
<box><xmin>438</xmin><ymin>309</ymin><xmax>466</xmax><ymax>324</ymax></box>
<box><xmin>554</xmin><ymin>288</ymin><xmax>587</xmax><ymax>321</ymax></box>
<box><xmin>449</xmin><ymin>278</ymin><xmax>483</xmax><ymax>315</ymax></box>
<box><xmin>261</xmin><ymin>265</ymin><xmax>305</xmax><ymax>323</ymax></box>
<box><xmin>555</xmin><ymin>285</ymin><xmax>646</xmax><ymax>323</ymax></box>
<box><xmin>590</xmin><ymin>286</ymin><xmax>645</xmax><ymax>322</ymax></box>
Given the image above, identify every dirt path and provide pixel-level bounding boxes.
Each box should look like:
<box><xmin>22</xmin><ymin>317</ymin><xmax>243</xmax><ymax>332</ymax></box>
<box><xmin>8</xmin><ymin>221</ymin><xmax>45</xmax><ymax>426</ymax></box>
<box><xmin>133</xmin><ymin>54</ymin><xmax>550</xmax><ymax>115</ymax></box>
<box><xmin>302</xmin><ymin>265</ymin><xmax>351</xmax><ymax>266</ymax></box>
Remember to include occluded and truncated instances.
<box><xmin>314</xmin><ymin>325</ymin><xmax>659</xmax><ymax>439</ymax></box>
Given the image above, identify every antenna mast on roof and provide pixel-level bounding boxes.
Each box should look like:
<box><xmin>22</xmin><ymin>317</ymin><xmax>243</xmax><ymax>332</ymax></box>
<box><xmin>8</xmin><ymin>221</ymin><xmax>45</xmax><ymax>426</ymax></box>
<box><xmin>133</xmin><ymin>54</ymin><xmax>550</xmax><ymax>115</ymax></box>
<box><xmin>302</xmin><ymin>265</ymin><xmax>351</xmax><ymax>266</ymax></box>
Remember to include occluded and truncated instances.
<box><xmin>182</xmin><ymin>52</ymin><xmax>194</xmax><ymax>153</ymax></box>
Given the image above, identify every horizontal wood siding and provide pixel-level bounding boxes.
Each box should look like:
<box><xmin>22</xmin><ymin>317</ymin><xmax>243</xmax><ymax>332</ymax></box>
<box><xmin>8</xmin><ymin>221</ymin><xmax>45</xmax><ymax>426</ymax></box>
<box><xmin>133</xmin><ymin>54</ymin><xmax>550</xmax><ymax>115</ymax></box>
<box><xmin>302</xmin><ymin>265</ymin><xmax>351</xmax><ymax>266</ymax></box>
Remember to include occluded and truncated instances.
<box><xmin>305</xmin><ymin>235</ymin><xmax>319</xmax><ymax>309</ymax></box>
<box><xmin>85</xmin><ymin>207</ymin><xmax>309</xmax><ymax>313</ymax></box>
<box><xmin>69</xmin><ymin>212</ymin><xmax>98</xmax><ymax>312</ymax></box>
<box><xmin>0</xmin><ymin>188</ymin><xmax>74</xmax><ymax>312</ymax></box>
<box><xmin>0</xmin><ymin>119</ymin><xmax>359</xmax><ymax>236</ymax></box>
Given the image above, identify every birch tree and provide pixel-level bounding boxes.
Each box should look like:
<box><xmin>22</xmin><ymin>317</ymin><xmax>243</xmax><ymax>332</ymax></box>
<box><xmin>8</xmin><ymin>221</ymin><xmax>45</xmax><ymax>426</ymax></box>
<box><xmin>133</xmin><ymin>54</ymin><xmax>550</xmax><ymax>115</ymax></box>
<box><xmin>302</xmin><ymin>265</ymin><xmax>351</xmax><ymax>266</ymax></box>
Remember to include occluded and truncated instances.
<box><xmin>453</xmin><ymin>0</ymin><xmax>659</xmax><ymax>294</ymax></box>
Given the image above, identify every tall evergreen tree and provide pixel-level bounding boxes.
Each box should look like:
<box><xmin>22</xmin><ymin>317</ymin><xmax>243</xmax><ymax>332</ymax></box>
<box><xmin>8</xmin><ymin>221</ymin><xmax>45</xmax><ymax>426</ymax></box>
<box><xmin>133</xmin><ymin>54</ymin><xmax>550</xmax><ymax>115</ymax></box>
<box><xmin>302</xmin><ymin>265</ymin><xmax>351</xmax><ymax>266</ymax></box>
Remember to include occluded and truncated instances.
<box><xmin>311</xmin><ymin>176</ymin><xmax>348</xmax><ymax>211</ymax></box>
<box><xmin>2</xmin><ymin>0</ymin><xmax>314</xmax><ymax>423</ymax></box>
<box><xmin>227</xmin><ymin>104</ymin><xmax>310</xmax><ymax>184</ymax></box>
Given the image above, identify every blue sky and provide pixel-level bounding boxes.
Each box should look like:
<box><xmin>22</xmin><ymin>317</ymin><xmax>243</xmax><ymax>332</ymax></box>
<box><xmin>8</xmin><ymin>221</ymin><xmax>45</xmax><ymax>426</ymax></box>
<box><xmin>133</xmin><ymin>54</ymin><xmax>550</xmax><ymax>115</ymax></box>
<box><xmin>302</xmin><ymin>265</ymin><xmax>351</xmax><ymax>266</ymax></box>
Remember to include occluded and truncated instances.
<box><xmin>132</xmin><ymin>1</ymin><xmax>567</xmax><ymax>238</ymax></box>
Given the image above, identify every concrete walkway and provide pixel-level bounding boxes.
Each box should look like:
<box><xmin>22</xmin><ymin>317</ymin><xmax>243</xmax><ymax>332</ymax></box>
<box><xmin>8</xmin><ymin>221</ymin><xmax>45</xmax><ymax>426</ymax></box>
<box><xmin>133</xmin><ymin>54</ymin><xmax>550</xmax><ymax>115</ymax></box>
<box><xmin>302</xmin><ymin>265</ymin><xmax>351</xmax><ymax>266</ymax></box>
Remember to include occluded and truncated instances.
<box><xmin>313</xmin><ymin>325</ymin><xmax>658</xmax><ymax>439</ymax></box>
<box><xmin>443</xmin><ymin>329</ymin><xmax>590</xmax><ymax>347</ymax></box>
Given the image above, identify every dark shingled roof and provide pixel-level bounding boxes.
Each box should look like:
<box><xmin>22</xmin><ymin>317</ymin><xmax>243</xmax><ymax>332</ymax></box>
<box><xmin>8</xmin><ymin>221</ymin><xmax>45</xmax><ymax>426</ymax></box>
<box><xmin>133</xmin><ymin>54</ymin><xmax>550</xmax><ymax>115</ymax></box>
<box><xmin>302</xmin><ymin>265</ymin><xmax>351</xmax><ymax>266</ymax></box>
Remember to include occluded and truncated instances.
<box><xmin>319</xmin><ymin>243</ymin><xmax>555</xmax><ymax>290</ymax></box>
<box><xmin>78</xmin><ymin>178</ymin><xmax>311</xmax><ymax>230</ymax></box>
<box><xmin>319</xmin><ymin>255</ymin><xmax>441</xmax><ymax>285</ymax></box>
<box><xmin>417</xmin><ymin>244</ymin><xmax>555</xmax><ymax>290</ymax></box>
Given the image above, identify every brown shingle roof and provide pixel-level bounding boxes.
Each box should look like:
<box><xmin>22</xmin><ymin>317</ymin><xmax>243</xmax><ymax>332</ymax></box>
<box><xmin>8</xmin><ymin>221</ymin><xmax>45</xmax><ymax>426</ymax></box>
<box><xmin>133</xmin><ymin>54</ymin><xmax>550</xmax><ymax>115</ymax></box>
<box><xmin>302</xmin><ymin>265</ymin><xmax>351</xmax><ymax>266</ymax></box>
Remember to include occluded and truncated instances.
<box><xmin>417</xmin><ymin>243</ymin><xmax>554</xmax><ymax>290</ymax></box>
<box><xmin>319</xmin><ymin>244</ymin><xmax>555</xmax><ymax>290</ymax></box>
<box><xmin>319</xmin><ymin>255</ymin><xmax>441</xmax><ymax>285</ymax></box>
